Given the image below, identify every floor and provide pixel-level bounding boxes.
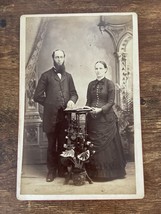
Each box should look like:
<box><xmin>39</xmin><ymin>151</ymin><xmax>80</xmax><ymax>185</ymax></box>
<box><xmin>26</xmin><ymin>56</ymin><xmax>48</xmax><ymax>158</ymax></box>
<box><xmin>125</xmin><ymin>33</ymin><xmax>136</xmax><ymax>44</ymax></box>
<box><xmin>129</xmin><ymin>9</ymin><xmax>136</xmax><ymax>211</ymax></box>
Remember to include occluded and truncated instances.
<box><xmin>19</xmin><ymin>162</ymin><xmax>136</xmax><ymax>199</ymax></box>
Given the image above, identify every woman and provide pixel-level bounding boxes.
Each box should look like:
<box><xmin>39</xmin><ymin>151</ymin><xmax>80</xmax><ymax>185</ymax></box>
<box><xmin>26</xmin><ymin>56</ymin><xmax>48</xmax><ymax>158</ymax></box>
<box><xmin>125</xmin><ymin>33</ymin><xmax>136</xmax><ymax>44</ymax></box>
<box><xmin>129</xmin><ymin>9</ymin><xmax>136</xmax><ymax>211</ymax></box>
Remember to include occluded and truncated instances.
<box><xmin>85</xmin><ymin>61</ymin><xmax>126</xmax><ymax>181</ymax></box>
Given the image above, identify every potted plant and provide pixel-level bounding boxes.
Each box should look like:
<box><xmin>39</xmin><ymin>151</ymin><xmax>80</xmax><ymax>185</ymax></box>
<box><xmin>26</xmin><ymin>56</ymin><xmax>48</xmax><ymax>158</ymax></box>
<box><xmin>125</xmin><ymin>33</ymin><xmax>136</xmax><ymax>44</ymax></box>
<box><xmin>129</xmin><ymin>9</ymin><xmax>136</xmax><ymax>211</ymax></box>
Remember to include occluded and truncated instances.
<box><xmin>60</xmin><ymin>111</ymin><xmax>95</xmax><ymax>186</ymax></box>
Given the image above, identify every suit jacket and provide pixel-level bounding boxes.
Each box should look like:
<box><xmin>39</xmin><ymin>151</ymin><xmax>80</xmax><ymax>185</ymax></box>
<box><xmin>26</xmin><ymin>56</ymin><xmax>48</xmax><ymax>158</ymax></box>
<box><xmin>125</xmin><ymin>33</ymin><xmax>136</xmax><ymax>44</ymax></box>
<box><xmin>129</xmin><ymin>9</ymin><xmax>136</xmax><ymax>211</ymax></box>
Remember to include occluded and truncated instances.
<box><xmin>34</xmin><ymin>67</ymin><xmax>78</xmax><ymax>133</ymax></box>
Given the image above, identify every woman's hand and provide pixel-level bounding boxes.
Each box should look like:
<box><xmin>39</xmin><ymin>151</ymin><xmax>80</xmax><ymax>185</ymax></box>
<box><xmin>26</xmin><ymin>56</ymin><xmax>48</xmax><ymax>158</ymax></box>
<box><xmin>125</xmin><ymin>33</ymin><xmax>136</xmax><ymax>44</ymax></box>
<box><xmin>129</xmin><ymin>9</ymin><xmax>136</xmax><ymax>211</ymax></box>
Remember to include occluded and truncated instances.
<box><xmin>90</xmin><ymin>107</ymin><xmax>102</xmax><ymax>118</ymax></box>
<box><xmin>93</xmin><ymin>107</ymin><xmax>102</xmax><ymax>114</ymax></box>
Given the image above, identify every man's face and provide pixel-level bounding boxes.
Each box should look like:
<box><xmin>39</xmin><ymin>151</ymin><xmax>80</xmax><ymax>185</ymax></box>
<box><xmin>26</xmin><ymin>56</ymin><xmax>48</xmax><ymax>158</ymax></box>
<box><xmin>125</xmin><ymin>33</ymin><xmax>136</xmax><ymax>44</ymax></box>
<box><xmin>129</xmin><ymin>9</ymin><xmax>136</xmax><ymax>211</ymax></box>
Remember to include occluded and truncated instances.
<box><xmin>53</xmin><ymin>50</ymin><xmax>65</xmax><ymax>66</ymax></box>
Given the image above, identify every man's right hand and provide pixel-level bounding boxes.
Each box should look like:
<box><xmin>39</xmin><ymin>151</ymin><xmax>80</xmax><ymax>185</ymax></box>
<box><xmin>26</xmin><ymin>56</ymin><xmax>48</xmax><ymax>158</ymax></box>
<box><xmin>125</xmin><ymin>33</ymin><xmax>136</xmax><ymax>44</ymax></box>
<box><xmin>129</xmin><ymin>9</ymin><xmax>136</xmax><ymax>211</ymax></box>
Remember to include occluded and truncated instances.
<box><xmin>67</xmin><ymin>100</ymin><xmax>75</xmax><ymax>109</ymax></box>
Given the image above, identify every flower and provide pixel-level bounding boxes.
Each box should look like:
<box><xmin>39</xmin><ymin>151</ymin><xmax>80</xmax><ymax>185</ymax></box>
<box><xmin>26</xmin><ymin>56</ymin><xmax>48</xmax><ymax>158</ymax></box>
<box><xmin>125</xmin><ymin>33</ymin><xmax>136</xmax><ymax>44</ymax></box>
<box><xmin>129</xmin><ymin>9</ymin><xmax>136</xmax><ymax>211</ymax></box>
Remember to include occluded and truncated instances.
<box><xmin>77</xmin><ymin>150</ymin><xmax>90</xmax><ymax>161</ymax></box>
<box><xmin>60</xmin><ymin>149</ymin><xmax>75</xmax><ymax>159</ymax></box>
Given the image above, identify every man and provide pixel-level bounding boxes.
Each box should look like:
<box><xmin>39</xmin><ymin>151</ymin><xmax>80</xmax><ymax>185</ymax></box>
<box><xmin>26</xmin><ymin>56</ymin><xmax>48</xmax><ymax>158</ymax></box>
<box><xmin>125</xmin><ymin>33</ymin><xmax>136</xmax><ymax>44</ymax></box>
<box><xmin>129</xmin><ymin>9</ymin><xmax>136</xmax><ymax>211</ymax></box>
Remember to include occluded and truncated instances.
<box><xmin>34</xmin><ymin>49</ymin><xmax>78</xmax><ymax>182</ymax></box>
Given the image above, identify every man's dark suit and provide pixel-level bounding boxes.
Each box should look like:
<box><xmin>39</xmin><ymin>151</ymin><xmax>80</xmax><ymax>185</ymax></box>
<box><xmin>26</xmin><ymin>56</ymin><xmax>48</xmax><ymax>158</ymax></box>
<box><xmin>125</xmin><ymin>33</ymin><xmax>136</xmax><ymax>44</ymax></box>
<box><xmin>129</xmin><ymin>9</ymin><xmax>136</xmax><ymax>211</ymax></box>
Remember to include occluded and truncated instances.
<box><xmin>34</xmin><ymin>67</ymin><xmax>78</xmax><ymax>174</ymax></box>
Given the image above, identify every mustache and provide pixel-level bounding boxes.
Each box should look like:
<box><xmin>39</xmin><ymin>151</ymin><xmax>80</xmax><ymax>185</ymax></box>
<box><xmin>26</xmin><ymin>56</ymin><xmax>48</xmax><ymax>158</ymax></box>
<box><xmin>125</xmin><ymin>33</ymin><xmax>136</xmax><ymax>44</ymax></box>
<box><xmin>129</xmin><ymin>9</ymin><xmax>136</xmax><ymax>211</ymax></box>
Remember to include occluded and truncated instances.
<box><xmin>54</xmin><ymin>60</ymin><xmax>64</xmax><ymax>67</ymax></box>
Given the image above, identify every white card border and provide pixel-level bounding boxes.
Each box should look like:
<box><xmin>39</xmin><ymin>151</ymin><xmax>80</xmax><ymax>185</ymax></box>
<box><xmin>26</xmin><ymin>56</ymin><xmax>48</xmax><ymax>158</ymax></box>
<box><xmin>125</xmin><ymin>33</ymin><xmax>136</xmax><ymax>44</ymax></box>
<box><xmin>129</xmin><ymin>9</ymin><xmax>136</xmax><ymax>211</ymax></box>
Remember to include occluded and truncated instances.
<box><xmin>17</xmin><ymin>12</ymin><xmax>144</xmax><ymax>200</ymax></box>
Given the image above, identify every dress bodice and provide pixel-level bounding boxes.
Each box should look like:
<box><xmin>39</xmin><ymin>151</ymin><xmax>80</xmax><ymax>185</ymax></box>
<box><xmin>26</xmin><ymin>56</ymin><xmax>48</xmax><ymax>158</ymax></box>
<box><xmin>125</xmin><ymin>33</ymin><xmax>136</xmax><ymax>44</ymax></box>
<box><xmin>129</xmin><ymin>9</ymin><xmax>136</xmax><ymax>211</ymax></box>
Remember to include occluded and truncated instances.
<box><xmin>86</xmin><ymin>78</ymin><xmax>115</xmax><ymax>113</ymax></box>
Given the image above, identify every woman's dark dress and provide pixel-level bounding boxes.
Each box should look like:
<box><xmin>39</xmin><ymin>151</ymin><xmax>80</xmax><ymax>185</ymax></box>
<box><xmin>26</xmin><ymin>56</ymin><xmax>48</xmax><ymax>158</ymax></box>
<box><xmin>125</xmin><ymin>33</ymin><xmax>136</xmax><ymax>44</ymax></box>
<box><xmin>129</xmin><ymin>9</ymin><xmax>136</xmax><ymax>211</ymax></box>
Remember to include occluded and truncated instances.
<box><xmin>86</xmin><ymin>77</ymin><xmax>126</xmax><ymax>181</ymax></box>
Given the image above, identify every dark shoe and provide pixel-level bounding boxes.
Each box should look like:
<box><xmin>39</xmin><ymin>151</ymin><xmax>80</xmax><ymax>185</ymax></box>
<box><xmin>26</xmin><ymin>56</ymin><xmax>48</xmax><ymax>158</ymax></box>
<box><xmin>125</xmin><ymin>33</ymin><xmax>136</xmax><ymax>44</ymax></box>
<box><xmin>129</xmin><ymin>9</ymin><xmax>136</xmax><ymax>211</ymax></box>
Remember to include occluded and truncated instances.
<box><xmin>46</xmin><ymin>171</ymin><xmax>56</xmax><ymax>182</ymax></box>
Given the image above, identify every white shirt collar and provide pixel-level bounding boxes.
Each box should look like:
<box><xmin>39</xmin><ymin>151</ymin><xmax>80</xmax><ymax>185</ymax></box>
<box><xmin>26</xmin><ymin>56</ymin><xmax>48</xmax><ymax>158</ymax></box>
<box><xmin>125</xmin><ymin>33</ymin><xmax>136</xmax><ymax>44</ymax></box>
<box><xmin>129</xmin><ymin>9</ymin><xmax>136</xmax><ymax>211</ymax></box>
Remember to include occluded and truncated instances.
<box><xmin>57</xmin><ymin>73</ymin><xmax>61</xmax><ymax>79</ymax></box>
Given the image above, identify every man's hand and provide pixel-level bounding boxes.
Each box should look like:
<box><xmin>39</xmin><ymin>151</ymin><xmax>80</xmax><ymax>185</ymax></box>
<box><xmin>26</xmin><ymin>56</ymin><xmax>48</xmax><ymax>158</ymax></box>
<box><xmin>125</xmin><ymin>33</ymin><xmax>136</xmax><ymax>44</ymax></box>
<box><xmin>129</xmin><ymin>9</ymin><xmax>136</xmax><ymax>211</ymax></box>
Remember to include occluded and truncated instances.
<box><xmin>67</xmin><ymin>100</ymin><xmax>75</xmax><ymax>109</ymax></box>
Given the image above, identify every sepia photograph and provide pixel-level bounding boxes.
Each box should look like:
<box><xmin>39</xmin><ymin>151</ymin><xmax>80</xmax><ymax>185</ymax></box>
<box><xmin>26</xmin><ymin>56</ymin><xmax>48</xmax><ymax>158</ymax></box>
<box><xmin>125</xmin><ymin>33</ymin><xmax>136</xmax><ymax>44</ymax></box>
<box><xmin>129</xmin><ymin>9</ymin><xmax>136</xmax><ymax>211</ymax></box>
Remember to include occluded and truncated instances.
<box><xmin>17</xmin><ymin>12</ymin><xmax>144</xmax><ymax>200</ymax></box>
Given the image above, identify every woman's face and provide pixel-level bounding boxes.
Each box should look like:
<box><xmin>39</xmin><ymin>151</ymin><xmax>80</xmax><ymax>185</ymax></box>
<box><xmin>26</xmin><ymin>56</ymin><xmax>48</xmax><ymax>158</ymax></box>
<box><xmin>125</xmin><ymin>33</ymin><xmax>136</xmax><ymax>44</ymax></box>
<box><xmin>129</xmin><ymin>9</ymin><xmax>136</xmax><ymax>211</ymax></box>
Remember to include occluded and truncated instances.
<box><xmin>95</xmin><ymin>62</ymin><xmax>107</xmax><ymax>80</ymax></box>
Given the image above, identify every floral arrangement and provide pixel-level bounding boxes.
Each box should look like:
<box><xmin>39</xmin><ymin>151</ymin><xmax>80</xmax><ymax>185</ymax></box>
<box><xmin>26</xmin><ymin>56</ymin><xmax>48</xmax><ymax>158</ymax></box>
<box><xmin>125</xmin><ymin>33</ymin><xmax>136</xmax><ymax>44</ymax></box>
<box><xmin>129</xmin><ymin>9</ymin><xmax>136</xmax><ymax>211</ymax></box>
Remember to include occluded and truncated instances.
<box><xmin>60</xmin><ymin>112</ymin><xmax>95</xmax><ymax>185</ymax></box>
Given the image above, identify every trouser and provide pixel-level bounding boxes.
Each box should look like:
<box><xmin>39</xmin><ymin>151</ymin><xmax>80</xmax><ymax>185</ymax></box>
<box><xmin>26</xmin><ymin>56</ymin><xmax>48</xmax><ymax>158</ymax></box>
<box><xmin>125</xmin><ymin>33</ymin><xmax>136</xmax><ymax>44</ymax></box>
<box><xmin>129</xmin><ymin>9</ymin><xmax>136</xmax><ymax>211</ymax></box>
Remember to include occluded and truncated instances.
<box><xmin>46</xmin><ymin>118</ymin><xmax>68</xmax><ymax>175</ymax></box>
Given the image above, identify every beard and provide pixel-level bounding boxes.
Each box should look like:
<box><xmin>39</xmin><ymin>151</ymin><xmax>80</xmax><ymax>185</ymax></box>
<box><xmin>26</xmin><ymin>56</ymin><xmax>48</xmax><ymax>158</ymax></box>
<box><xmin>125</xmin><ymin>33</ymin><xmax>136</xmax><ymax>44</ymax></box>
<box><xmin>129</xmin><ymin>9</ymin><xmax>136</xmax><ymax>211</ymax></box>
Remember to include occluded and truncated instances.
<box><xmin>54</xmin><ymin>61</ymin><xmax>65</xmax><ymax>74</ymax></box>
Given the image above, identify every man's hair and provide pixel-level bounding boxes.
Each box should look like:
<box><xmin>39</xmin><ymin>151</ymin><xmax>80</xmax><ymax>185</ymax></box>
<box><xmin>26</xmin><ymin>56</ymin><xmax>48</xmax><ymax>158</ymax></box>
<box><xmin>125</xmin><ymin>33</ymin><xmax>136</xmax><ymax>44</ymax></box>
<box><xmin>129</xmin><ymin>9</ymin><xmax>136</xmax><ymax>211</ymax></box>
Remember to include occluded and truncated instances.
<box><xmin>52</xmin><ymin>49</ymin><xmax>65</xmax><ymax>58</ymax></box>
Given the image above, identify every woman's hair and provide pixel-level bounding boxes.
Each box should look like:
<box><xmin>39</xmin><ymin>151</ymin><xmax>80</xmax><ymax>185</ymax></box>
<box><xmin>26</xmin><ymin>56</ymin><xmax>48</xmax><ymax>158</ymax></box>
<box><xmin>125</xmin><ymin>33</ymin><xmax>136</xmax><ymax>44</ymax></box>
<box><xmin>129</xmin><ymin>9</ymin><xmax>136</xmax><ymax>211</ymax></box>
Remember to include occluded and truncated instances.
<box><xmin>95</xmin><ymin>61</ymin><xmax>108</xmax><ymax>68</ymax></box>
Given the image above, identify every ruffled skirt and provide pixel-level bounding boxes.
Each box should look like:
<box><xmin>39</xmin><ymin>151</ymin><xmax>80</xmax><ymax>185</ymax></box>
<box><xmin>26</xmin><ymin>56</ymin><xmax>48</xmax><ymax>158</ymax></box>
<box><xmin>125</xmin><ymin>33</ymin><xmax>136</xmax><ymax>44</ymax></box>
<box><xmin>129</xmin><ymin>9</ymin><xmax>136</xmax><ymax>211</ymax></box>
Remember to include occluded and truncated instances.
<box><xmin>86</xmin><ymin>115</ymin><xmax>126</xmax><ymax>181</ymax></box>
